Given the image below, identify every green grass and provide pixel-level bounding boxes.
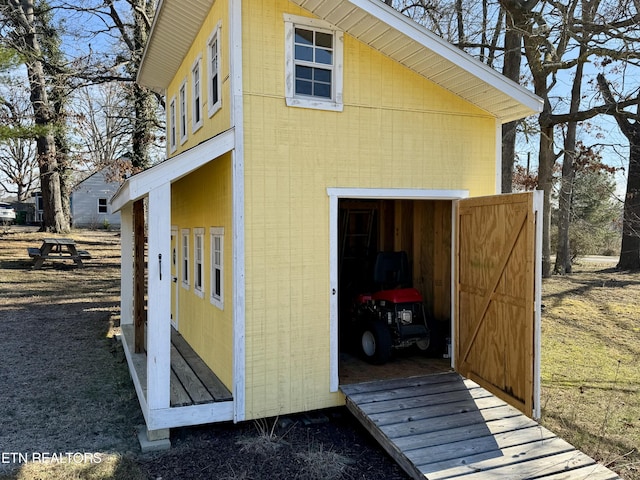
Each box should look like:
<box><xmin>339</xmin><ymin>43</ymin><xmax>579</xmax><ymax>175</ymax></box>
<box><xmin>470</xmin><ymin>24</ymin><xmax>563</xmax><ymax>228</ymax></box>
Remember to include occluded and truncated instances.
<box><xmin>540</xmin><ymin>262</ymin><xmax>640</xmax><ymax>479</ymax></box>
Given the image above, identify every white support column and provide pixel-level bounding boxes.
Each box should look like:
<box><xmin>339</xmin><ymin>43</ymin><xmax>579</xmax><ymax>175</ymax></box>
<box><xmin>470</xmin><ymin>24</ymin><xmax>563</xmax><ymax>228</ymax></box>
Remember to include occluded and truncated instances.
<box><xmin>120</xmin><ymin>203</ymin><xmax>134</xmax><ymax>326</ymax></box>
<box><xmin>146</xmin><ymin>183</ymin><xmax>172</xmax><ymax>412</ymax></box>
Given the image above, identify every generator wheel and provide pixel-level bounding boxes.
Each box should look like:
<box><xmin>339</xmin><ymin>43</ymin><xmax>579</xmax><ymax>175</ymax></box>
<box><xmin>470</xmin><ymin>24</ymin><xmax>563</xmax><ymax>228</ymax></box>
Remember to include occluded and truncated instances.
<box><xmin>361</xmin><ymin>320</ymin><xmax>392</xmax><ymax>364</ymax></box>
<box><xmin>416</xmin><ymin>336</ymin><xmax>431</xmax><ymax>352</ymax></box>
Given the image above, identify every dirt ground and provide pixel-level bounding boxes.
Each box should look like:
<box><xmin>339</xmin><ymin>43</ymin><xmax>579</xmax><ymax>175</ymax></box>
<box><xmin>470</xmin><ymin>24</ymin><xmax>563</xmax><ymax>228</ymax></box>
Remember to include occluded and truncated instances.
<box><xmin>0</xmin><ymin>226</ymin><xmax>637</xmax><ymax>479</ymax></box>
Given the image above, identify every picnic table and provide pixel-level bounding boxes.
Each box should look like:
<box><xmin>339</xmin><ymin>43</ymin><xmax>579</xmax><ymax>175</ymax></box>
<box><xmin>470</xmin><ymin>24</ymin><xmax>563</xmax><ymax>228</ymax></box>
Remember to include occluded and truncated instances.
<box><xmin>27</xmin><ymin>238</ymin><xmax>91</xmax><ymax>269</ymax></box>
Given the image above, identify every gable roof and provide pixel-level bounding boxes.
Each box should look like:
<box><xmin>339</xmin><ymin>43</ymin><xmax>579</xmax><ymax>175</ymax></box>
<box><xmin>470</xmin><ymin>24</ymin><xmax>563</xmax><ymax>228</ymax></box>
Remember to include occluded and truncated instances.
<box><xmin>138</xmin><ymin>0</ymin><xmax>542</xmax><ymax>123</ymax></box>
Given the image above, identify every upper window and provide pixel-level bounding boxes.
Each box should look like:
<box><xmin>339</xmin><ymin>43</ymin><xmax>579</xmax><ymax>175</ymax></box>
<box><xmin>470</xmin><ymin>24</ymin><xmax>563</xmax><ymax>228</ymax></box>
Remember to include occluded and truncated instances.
<box><xmin>284</xmin><ymin>14</ymin><xmax>343</xmax><ymax>112</ymax></box>
<box><xmin>192</xmin><ymin>56</ymin><xmax>203</xmax><ymax>132</ymax></box>
<box><xmin>98</xmin><ymin>198</ymin><xmax>108</xmax><ymax>214</ymax></box>
<box><xmin>207</xmin><ymin>22</ymin><xmax>222</xmax><ymax>117</ymax></box>
<box><xmin>179</xmin><ymin>80</ymin><xmax>188</xmax><ymax>144</ymax></box>
<box><xmin>169</xmin><ymin>96</ymin><xmax>177</xmax><ymax>152</ymax></box>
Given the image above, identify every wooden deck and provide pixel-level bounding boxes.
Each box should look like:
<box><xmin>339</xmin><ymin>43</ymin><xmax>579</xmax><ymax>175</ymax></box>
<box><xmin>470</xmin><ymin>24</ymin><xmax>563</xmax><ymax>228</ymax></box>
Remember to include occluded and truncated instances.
<box><xmin>121</xmin><ymin>324</ymin><xmax>232</xmax><ymax>407</ymax></box>
<box><xmin>341</xmin><ymin>372</ymin><xmax>621</xmax><ymax>480</ymax></box>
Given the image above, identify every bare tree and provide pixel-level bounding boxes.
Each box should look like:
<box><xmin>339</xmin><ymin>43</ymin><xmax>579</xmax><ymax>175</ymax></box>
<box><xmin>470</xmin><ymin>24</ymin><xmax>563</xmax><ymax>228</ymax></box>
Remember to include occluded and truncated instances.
<box><xmin>0</xmin><ymin>88</ymin><xmax>37</xmax><ymax>200</ymax></box>
<box><xmin>0</xmin><ymin>0</ymin><xmax>69</xmax><ymax>232</ymax></box>
<box><xmin>598</xmin><ymin>74</ymin><xmax>640</xmax><ymax>270</ymax></box>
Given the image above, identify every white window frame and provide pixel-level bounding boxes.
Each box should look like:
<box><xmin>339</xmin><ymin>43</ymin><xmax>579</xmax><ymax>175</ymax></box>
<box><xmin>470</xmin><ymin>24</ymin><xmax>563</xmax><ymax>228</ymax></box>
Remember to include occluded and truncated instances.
<box><xmin>284</xmin><ymin>14</ymin><xmax>343</xmax><ymax>112</ymax></box>
<box><xmin>210</xmin><ymin>227</ymin><xmax>224</xmax><ymax>310</ymax></box>
<box><xmin>207</xmin><ymin>22</ymin><xmax>222</xmax><ymax>117</ymax></box>
<box><xmin>169</xmin><ymin>96</ymin><xmax>177</xmax><ymax>153</ymax></box>
<box><xmin>193</xmin><ymin>228</ymin><xmax>205</xmax><ymax>298</ymax></box>
<box><xmin>191</xmin><ymin>55</ymin><xmax>203</xmax><ymax>132</ymax></box>
<box><xmin>181</xmin><ymin>229</ymin><xmax>190</xmax><ymax>289</ymax></box>
<box><xmin>179</xmin><ymin>80</ymin><xmax>188</xmax><ymax>144</ymax></box>
<box><xmin>97</xmin><ymin>198</ymin><xmax>108</xmax><ymax>214</ymax></box>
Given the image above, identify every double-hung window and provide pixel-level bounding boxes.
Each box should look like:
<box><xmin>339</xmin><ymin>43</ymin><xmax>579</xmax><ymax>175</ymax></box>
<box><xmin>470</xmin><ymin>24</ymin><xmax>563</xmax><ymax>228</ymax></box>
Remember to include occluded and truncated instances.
<box><xmin>179</xmin><ymin>80</ymin><xmax>188</xmax><ymax>144</ymax></box>
<box><xmin>194</xmin><ymin>228</ymin><xmax>204</xmax><ymax>297</ymax></box>
<box><xmin>169</xmin><ymin>96</ymin><xmax>177</xmax><ymax>152</ymax></box>
<box><xmin>98</xmin><ymin>198</ymin><xmax>108</xmax><ymax>214</ymax></box>
<box><xmin>207</xmin><ymin>22</ymin><xmax>222</xmax><ymax>117</ymax></box>
<box><xmin>181</xmin><ymin>229</ymin><xmax>190</xmax><ymax>288</ymax></box>
<box><xmin>191</xmin><ymin>56</ymin><xmax>203</xmax><ymax>132</ymax></box>
<box><xmin>284</xmin><ymin>14</ymin><xmax>343</xmax><ymax>112</ymax></box>
<box><xmin>210</xmin><ymin>227</ymin><xmax>224</xmax><ymax>309</ymax></box>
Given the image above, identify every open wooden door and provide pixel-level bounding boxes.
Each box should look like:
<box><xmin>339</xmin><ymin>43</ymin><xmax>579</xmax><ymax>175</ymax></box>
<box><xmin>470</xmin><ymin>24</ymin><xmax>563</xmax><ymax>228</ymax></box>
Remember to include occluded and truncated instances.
<box><xmin>455</xmin><ymin>192</ymin><xmax>540</xmax><ymax>417</ymax></box>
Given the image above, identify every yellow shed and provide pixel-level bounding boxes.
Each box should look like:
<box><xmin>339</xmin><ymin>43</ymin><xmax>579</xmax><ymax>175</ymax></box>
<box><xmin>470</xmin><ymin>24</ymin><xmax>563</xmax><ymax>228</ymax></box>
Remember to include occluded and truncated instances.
<box><xmin>111</xmin><ymin>0</ymin><xmax>544</xmax><ymax>451</ymax></box>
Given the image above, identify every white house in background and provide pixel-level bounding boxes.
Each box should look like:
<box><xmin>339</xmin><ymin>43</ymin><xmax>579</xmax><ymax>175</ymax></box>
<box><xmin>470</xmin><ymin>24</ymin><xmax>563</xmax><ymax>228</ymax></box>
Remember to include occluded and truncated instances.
<box><xmin>71</xmin><ymin>169</ymin><xmax>121</xmax><ymax>228</ymax></box>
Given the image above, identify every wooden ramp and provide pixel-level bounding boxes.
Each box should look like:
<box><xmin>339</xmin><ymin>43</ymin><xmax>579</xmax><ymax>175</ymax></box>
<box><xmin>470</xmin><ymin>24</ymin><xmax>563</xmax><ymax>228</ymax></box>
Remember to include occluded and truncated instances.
<box><xmin>341</xmin><ymin>372</ymin><xmax>621</xmax><ymax>480</ymax></box>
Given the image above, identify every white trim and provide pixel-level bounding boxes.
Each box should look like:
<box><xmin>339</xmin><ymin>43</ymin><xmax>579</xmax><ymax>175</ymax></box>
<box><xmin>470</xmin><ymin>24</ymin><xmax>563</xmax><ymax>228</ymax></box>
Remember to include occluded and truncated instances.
<box><xmin>146</xmin><ymin>183</ymin><xmax>172</xmax><ymax>411</ymax></box>
<box><xmin>120</xmin><ymin>328</ymin><xmax>150</xmax><ymax>426</ymax></box>
<box><xmin>327</xmin><ymin>187</ymin><xmax>469</xmax><ymax>392</ymax></box>
<box><xmin>533</xmin><ymin>190</ymin><xmax>543</xmax><ymax>420</ymax></box>
<box><xmin>146</xmin><ymin>401</ymin><xmax>234</xmax><ymax>430</ymax></box>
<box><xmin>284</xmin><ymin>14</ymin><xmax>344</xmax><ymax>112</ymax></box>
<box><xmin>111</xmin><ymin>128</ymin><xmax>235</xmax><ymax>211</ymax></box>
<box><xmin>230</xmin><ymin>0</ymin><xmax>246</xmax><ymax>423</ymax></box>
<box><xmin>207</xmin><ymin>21</ymin><xmax>223</xmax><ymax>117</ymax></box>
<box><xmin>191</xmin><ymin>54</ymin><xmax>204</xmax><ymax>132</ymax></box>
<box><xmin>495</xmin><ymin>118</ymin><xmax>502</xmax><ymax>194</ymax></box>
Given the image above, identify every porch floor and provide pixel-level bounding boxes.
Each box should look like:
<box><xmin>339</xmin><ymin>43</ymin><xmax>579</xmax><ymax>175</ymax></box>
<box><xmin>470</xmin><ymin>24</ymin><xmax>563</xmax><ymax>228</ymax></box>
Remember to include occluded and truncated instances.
<box><xmin>120</xmin><ymin>324</ymin><xmax>232</xmax><ymax>407</ymax></box>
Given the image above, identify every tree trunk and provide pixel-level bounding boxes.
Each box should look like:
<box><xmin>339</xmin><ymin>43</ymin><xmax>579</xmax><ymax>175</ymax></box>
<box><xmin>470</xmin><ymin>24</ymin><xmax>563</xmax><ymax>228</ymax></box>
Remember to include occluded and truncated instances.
<box><xmin>501</xmin><ymin>11</ymin><xmax>523</xmax><ymax>193</ymax></box>
<box><xmin>18</xmin><ymin>0</ymin><xmax>69</xmax><ymax>233</ymax></box>
<box><xmin>618</xmin><ymin>141</ymin><xmax>640</xmax><ymax>270</ymax></box>
<box><xmin>538</xmin><ymin>122</ymin><xmax>554</xmax><ymax>277</ymax></box>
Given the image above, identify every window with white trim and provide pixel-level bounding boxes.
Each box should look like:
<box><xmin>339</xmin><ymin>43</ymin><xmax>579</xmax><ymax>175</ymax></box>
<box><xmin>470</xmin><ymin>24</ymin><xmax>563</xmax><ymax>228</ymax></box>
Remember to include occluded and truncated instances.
<box><xmin>284</xmin><ymin>14</ymin><xmax>343</xmax><ymax>112</ymax></box>
<box><xmin>191</xmin><ymin>56</ymin><xmax>203</xmax><ymax>132</ymax></box>
<box><xmin>181</xmin><ymin>229</ymin><xmax>190</xmax><ymax>288</ymax></box>
<box><xmin>179</xmin><ymin>80</ymin><xmax>188</xmax><ymax>144</ymax></box>
<box><xmin>210</xmin><ymin>227</ymin><xmax>224</xmax><ymax>309</ymax></box>
<box><xmin>194</xmin><ymin>228</ymin><xmax>204</xmax><ymax>297</ymax></box>
<box><xmin>98</xmin><ymin>198</ymin><xmax>108</xmax><ymax>214</ymax></box>
<box><xmin>207</xmin><ymin>23</ymin><xmax>222</xmax><ymax>117</ymax></box>
<box><xmin>169</xmin><ymin>96</ymin><xmax>177</xmax><ymax>152</ymax></box>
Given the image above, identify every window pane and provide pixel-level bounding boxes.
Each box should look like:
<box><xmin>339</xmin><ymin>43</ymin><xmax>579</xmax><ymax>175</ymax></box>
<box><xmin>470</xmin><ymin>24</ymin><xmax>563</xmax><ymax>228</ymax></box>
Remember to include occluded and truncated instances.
<box><xmin>295</xmin><ymin>28</ymin><xmax>313</xmax><ymax>45</ymax></box>
<box><xmin>315</xmin><ymin>31</ymin><xmax>332</xmax><ymax>48</ymax></box>
<box><xmin>295</xmin><ymin>65</ymin><xmax>312</xmax><ymax>80</ymax></box>
<box><xmin>295</xmin><ymin>45</ymin><xmax>313</xmax><ymax>62</ymax></box>
<box><xmin>314</xmin><ymin>68</ymin><xmax>331</xmax><ymax>83</ymax></box>
<box><xmin>215</xmin><ymin>269</ymin><xmax>221</xmax><ymax>296</ymax></box>
<box><xmin>314</xmin><ymin>82</ymin><xmax>331</xmax><ymax>98</ymax></box>
<box><xmin>315</xmin><ymin>48</ymin><xmax>333</xmax><ymax>65</ymax></box>
<box><xmin>296</xmin><ymin>79</ymin><xmax>312</xmax><ymax>95</ymax></box>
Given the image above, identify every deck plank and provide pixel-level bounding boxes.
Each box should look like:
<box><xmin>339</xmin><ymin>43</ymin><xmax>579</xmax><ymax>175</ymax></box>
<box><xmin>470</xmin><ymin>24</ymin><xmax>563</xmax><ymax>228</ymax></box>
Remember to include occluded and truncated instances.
<box><xmin>171</xmin><ymin>329</ymin><xmax>232</xmax><ymax>401</ymax></box>
<box><xmin>341</xmin><ymin>374</ymin><xmax>622</xmax><ymax>480</ymax></box>
<box><xmin>170</xmin><ymin>345</ymin><xmax>214</xmax><ymax>404</ymax></box>
<box><xmin>169</xmin><ymin>369</ymin><xmax>192</xmax><ymax>407</ymax></box>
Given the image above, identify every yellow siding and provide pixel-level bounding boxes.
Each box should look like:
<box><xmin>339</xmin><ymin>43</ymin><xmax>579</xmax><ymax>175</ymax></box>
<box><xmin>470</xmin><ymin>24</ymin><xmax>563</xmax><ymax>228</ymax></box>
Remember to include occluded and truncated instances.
<box><xmin>171</xmin><ymin>153</ymin><xmax>234</xmax><ymax>389</ymax></box>
<box><xmin>166</xmin><ymin>0</ymin><xmax>231</xmax><ymax>158</ymax></box>
<box><xmin>241</xmin><ymin>0</ymin><xmax>497</xmax><ymax>419</ymax></box>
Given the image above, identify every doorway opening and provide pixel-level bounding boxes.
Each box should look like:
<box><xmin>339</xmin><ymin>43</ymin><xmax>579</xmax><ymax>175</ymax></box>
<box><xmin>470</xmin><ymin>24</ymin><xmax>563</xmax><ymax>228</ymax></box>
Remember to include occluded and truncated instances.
<box><xmin>336</xmin><ymin>196</ymin><xmax>457</xmax><ymax>385</ymax></box>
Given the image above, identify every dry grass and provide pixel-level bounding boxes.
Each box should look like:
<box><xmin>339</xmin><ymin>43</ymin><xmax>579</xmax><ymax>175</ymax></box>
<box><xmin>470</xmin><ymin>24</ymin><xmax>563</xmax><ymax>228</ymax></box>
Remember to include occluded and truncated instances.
<box><xmin>541</xmin><ymin>260</ymin><xmax>640</xmax><ymax>479</ymax></box>
<box><xmin>0</xmin><ymin>227</ymin><xmax>145</xmax><ymax>480</ymax></box>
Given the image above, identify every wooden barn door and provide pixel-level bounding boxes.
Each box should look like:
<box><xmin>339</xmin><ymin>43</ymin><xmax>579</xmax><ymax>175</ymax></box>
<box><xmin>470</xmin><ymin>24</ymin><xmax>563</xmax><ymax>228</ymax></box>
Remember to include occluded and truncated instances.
<box><xmin>455</xmin><ymin>192</ymin><xmax>539</xmax><ymax>417</ymax></box>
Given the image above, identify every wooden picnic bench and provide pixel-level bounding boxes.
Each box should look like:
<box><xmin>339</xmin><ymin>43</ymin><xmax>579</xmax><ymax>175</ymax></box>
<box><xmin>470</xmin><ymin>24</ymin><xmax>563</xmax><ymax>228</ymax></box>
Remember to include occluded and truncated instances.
<box><xmin>27</xmin><ymin>238</ymin><xmax>91</xmax><ymax>269</ymax></box>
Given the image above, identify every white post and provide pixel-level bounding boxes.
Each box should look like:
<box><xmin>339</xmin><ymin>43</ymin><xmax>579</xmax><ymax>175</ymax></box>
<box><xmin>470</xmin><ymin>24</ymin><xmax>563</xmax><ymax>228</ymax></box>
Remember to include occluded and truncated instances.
<box><xmin>146</xmin><ymin>183</ymin><xmax>172</xmax><ymax>412</ymax></box>
<box><xmin>120</xmin><ymin>203</ymin><xmax>134</xmax><ymax>326</ymax></box>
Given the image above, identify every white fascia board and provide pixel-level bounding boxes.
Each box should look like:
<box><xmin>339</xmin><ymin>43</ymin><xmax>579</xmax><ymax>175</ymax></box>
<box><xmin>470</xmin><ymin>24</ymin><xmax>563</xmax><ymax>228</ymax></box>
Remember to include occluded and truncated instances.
<box><xmin>348</xmin><ymin>0</ymin><xmax>544</xmax><ymax>115</ymax></box>
<box><xmin>111</xmin><ymin>128</ymin><xmax>235</xmax><ymax>212</ymax></box>
<box><xmin>327</xmin><ymin>187</ymin><xmax>469</xmax><ymax>200</ymax></box>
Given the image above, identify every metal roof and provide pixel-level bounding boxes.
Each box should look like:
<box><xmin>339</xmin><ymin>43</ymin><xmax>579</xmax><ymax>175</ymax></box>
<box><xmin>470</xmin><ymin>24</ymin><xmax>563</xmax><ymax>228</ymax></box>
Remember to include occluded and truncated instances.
<box><xmin>137</xmin><ymin>0</ymin><xmax>543</xmax><ymax>122</ymax></box>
